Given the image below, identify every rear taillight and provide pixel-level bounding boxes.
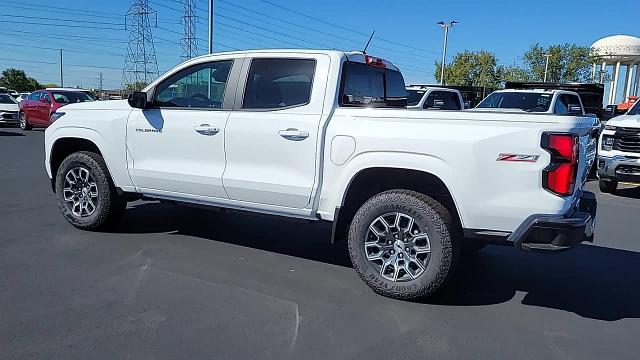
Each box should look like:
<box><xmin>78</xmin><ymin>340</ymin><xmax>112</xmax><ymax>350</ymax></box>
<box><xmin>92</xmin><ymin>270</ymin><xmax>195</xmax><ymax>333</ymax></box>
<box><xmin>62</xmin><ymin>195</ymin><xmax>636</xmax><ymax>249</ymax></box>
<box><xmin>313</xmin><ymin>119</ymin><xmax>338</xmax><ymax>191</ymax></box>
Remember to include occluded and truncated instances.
<box><xmin>541</xmin><ymin>133</ymin><xmax>578</xmax><ymax>196</ymax></box>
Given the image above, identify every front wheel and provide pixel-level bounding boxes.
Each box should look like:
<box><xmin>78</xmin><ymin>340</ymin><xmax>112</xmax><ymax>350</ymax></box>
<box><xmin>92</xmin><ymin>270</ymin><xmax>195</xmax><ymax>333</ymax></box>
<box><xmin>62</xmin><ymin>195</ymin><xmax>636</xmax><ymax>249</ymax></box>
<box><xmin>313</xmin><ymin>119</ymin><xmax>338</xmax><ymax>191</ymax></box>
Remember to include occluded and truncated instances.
<box><xmin>55</xmin><ymin>151</ymin><xmax>126</xmax><ymax>230</ymax></box>
<box><xmin>348</xmin><ymin>190</ymin><xmax>459</xmax><ymax>300</ymax></box>
<box><xmin>599</xmin><ymin>179</ymin><xmax>617</xmax><ymax>194</ymax></box>
<box><xmin>19</xmin><ymin>112</ymin><xmax>32</xmax><ymax>130</ymax></box>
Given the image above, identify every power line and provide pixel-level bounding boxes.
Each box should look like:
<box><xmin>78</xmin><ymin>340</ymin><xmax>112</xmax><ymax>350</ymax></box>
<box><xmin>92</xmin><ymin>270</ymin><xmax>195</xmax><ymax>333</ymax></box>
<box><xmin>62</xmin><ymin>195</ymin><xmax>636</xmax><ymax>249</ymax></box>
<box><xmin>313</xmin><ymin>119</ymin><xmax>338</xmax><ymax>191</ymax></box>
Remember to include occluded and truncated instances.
<box><xmin>0</xmin><ymin>14</ymin><xmax>124</xmax><ymax>26</ymax></box>
<box><xmin>0</xmin><ymin>3</ymin><xmax>124</xmax><ymax>19</ymax></box>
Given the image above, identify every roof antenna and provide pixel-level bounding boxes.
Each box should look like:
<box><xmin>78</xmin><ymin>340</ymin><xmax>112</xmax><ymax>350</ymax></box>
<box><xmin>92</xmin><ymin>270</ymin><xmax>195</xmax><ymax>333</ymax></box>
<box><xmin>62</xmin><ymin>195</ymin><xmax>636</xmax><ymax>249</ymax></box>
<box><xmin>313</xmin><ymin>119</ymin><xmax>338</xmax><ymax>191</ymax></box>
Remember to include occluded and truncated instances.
<box><xmin>363</xmin><ymin>30</ymin><xmax>375</xmax><ymax>54</ymax></box>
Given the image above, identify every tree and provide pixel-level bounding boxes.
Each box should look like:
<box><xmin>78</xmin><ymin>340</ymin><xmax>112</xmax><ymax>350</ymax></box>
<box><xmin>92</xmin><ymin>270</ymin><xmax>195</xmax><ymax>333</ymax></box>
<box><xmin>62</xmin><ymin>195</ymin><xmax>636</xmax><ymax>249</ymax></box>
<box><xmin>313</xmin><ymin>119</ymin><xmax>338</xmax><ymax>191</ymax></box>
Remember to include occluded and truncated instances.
<box><xmin>498</xmin><ymin>65</ymin><xmax>532</xmax><ymax>83</ymax></box>
<box><xmin>435</xmin><ymin>50</ymin><xmax>501</xmax><ymax>87</ymax></box>
<box><xmin>124</xmin><ymin>82</ymin><xmax>147</xmax><ymax>92</ymax></box>
<box><xmin>521</xmin><ymin>43</ymin><xmax>597</xmax><ymax>83</ymax></box>
<box><xmin>0</xmin><ymin>68</ymin><xmax>41</xmax><ymax>91</ymax></box>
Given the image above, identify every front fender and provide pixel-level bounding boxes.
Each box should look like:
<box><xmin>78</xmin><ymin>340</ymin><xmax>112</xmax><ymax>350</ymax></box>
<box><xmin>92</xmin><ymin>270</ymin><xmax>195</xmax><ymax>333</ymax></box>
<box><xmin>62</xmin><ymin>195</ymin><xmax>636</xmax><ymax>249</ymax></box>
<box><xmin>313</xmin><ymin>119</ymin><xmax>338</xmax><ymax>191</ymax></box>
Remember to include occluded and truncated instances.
<box><xmin>45</xmin><ymin>126</ymin><xmax>134</xmax><ymax>191</ymax></box>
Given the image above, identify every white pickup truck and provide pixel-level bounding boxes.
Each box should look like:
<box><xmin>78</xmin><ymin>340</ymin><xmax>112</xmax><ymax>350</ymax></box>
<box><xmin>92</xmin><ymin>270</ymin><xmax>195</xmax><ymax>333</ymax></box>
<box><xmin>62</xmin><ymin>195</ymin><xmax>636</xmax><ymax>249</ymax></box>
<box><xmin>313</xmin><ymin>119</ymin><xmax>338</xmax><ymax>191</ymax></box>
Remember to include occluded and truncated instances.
<box><xmin>405</xmin><ymin>85</ymin><xmax>464</xmax><ymax>110</ymax></box>
<box><xmin>597</xmin><ymin>100</ymin><xmax>640</xmax><ymax>192</ymax></box>
<box><xmin>44</xmin><ymin>50</ymin><xmax>597</xmax><ymax>300</ymax></box>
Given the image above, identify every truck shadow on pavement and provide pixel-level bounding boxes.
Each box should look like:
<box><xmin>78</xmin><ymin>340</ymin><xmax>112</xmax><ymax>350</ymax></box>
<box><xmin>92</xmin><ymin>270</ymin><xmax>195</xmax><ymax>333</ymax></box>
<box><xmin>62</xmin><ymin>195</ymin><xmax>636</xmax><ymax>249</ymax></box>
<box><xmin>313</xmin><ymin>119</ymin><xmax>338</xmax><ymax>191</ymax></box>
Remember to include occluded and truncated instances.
<box><xmin>115</xmin><ymin>202</ymin><xmax>639</xmax><ymax>322</ymax></box>
<box><xmin>438</xmin><ymin>244</ymin><xmax>640</xmax><ymax>321</ymax></box>
<box><xmin>611</xmin><ymin>186</ymin><xmax>640</xmax><ymax>199</ymax></box>
<box><xmin>0</xmin><ymin>130</ymin><xmax>24</xmax><ymax>136</ymax></box>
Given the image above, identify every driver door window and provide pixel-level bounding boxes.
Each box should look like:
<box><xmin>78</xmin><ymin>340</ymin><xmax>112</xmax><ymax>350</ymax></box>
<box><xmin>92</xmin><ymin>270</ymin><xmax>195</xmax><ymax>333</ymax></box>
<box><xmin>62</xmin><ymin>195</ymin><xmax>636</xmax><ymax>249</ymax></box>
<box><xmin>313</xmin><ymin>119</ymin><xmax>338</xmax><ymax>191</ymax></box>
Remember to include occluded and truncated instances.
<box><xmin>153</xmin><ymin>60</ymin><xmax>233</xmax><ymax>109</ymax></box>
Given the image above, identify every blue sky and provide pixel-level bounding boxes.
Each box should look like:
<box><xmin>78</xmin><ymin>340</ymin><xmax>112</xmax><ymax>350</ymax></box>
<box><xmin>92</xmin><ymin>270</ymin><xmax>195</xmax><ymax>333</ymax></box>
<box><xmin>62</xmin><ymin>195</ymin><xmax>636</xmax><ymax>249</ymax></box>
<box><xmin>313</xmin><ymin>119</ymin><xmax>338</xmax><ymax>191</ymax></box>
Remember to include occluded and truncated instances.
<box><xmin>0</xmin><ymin>0</ymin><xmax>636</xmax><ymax>90</ymax></box>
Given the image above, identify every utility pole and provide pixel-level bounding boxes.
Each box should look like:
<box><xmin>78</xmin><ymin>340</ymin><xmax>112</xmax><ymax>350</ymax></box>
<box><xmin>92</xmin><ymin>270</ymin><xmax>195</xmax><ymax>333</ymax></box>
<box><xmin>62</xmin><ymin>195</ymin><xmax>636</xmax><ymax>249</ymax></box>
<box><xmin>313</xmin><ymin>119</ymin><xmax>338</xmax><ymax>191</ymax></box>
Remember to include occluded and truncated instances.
<box><xmin>208</xmin><ymin>0</ymin><xmax>214</xmax><ymax>54</ymax></box>
<box><xmin>181</xmin><ymin>0</ymin><xmax>198</xmax><ymax>60</ymax></box>
<box><xmin>543</xmin><ymin>53</ymin><xmax>551</xmax><ymax>82</ymax></box>
<box><xmin>59</xmin><ymin>49</ymin><xmax>64</xmax><ymax>87</ymax></box>
<box><xmin>122</xmin><ymin>0</ymin><xmax>159</xmax><ymax>90</ymax></box>
<box><xmin>437</xmin><ymin>21</ymin><xmax>457</xmax><ymax>85</ymax></box>
<box><xmin>98</xmin><ymin>72</ymin><xmax>103</xmax><ymax>100</ymax></box>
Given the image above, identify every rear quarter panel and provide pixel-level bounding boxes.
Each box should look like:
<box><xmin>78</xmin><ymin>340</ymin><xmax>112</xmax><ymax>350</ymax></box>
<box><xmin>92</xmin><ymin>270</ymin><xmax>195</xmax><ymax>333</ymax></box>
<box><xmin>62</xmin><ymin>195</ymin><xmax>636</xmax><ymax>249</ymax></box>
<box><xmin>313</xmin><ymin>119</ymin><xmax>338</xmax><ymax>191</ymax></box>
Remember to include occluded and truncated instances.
<box><xmin>320</xmin><ymin>109</ymin><xmax>591</xmax><ymax>232</ymax></box>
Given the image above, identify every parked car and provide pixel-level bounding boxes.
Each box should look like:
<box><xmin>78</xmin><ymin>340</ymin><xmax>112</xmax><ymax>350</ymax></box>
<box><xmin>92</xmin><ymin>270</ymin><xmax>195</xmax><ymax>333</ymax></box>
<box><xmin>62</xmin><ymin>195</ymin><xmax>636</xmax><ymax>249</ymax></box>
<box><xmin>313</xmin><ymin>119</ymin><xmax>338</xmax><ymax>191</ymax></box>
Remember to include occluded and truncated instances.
<box><xmin>19</xmin><ymin>89</ymin><xmax>94</xmax><ymax>130</ymax></box>
<box><xmin>46</xmin><ymin>88</ymin><xmax>96</xmax><ymax>101</ymax></box>
<box><xmin>597</xmin><ymin>100</ymin><xmax>640</xmax><ymax>193</ymax></box>
<box><xmin>406</xmin><ymin>85</ymin><xmax>464</xmax><ymax>110</ymax></box>
<box><xmin>44</xmin><ymin>50</ymin><xmax>597</xmax><ymax>300</ymax></box>
<box><xmin>15</xmin><ymin>92</ymin><xmax>30</xmax><ymax>102</ymax></box>
<box><xmin>0</xmin><ymin>94</ymin><xmax>20</xmax><ymax>127</ymax></box>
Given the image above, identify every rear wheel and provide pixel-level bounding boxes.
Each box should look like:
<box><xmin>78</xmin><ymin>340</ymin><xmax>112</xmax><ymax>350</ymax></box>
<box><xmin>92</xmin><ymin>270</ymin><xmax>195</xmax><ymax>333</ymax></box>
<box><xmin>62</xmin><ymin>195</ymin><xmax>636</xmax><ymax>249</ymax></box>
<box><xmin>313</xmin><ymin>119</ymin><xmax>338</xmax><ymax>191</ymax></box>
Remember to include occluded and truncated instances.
<box><xmin>599</xmin><ymin>179</ymin><xmax>617</xmax><ymax>194</ymax></box>
<box><xmin>348</xmin><ymin>190</ymin><xmax>459</xmax><ymax>300</ymax></box>
<box><xmin>55</xmin><ymin>151</ymin><xmax>126</xmax><ymax>230</ymax></box>
<box><xmin>19</xmin><ymin>112</ymin><xmax>31</xmax><ymax>130</ymax></box>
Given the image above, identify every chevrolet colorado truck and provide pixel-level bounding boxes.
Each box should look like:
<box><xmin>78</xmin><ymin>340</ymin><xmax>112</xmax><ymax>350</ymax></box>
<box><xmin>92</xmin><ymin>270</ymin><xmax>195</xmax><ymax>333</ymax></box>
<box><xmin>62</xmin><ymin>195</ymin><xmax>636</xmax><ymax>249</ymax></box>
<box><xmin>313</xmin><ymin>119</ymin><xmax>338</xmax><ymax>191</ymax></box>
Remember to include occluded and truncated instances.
<box><xmin>598</xmin><ymin>100</ymin><xmax>640</xmax><ymax>192</ymax></box>
<box><xmin>44</xmin><ymin>50</ymin><xmax>597</xmax><ymax>300</ymax></box>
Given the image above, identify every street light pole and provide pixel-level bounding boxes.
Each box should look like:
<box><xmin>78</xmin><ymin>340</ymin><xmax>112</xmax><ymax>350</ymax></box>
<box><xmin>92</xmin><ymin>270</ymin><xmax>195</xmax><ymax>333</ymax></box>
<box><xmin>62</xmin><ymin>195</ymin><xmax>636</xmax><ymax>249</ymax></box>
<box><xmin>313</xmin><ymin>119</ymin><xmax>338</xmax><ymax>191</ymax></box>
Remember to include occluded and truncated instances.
<box><xmin>59</xmin><ymin>49</ymin><xmax>64</xmax><ymax>87</ymax></box>
<box><xmin>438</xmin><ymin>21</ymin><xmax>457</xmax><ymax>85</ymax></box>
<box><xmin>543</xmin><ymin>53</ymin><xmax>551</xmax><ymax>82</ymax></box>
<box><xmin>208</xmin><ymin>0</ymin><xmax>214</xmax><ymax>54</ymax></box>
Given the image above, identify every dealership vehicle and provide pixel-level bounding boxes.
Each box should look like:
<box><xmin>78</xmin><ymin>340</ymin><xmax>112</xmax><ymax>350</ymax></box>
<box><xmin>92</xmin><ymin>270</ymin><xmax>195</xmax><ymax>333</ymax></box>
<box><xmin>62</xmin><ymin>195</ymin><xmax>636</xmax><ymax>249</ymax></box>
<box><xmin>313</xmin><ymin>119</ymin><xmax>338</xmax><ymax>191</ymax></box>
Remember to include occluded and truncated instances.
<box><xmin>15</xmin><ymin>92</ymin><xmax>30</xmax><ymax>102</ymax></box>
<box><xmin>46</xmin><ymin>88</ymin><xmax>96</xmax><ymax>100</ymax></box>
<box><xmin>597</xmin><ymin>100</ymin><xmax>640</xmax><ymax>192</ymax></box>
<box><xmin>44</xmin><ymin>50</ymin><xmax>597</xmax><ymax>300</ymax></box>
<box><xmin>406</xmin><ymin>85</ymin><xmax>464</xmax><ymax>110</ymax></box>
<box><xmin>505</xmin><ymin>82</ymin><xmax>606</xmax><ymax>121</ymax></box>
<box><xmin>19</xmin><ymin>89</ymin><xmax>94</xmax><ymax>130</ymax></box>
<box><xmin>0</xmin><ymin>94</ymin><xmax>20</xmax><ymax>126</ymax></box>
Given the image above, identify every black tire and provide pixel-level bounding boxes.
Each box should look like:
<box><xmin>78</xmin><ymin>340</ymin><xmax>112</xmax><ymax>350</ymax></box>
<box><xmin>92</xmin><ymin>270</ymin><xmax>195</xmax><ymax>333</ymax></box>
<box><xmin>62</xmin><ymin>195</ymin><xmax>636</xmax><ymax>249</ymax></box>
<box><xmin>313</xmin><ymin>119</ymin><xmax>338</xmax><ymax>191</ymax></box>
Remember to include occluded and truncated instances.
<box><xmin>347</xmin><ymin>190</ymin><xmax>459</xmax><ymax>300</ymax></box>
<box><xmin>599</xmin><ymin>179</ymin><xmax>617</xmax><ymax>194</ymax></box>
<box><xmin>19</xmin><ymin>112</ymin><xmax>31</xmax><ymax>130</ymax></box>
<box><xmin>55</xmin><ymin>151</ymin><xmax>126</xmax><ymax>230</ymax></box>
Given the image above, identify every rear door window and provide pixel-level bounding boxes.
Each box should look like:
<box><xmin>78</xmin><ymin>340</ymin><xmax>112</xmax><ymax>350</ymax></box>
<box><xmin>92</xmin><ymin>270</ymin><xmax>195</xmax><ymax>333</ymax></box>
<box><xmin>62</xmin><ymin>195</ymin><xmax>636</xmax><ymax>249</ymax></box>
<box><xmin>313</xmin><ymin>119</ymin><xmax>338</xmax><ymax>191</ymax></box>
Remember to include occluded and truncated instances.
<box><xmin>340</xmin><ymin>62</ymin><xmax>407</xmax><ymax>108</ymax></box>
<box><xmin>243</xmin><ymin>58</ymin><xmax>316</xmax><ymax>109</ymax></box>
<box><xmin>28</xmin><ymin>92</ymin><xmax>41</xmax><ymax>101</ymax></box>
<box><xmin>424</xmin><ymin>91</ymin><xmax>462</xmax><ymax>110</ymax></box>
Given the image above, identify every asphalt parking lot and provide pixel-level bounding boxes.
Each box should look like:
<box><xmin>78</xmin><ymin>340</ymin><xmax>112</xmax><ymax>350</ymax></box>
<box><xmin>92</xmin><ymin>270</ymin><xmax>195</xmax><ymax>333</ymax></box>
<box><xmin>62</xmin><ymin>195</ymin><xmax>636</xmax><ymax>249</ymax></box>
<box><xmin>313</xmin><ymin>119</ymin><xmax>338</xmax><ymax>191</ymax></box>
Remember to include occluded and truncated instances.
<box><xmin>1</xmin><ymin>127</ymin><xmax>639</xmax><ymax>359</ymax></box>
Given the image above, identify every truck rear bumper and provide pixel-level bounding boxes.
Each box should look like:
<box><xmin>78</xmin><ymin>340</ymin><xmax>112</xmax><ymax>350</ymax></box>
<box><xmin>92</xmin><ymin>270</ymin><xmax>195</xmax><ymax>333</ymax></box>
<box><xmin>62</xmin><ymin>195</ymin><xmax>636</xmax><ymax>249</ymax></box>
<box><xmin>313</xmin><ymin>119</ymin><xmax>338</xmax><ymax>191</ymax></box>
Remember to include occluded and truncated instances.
<box><xmin>509</xmin><ymin>191</ymin><xmax>597</xmax><ymax>252</ymax></box>
<box><xmin>598</xmin><ymin>155</ymin><xmax>640</xmax><ymax>183</ymax></box>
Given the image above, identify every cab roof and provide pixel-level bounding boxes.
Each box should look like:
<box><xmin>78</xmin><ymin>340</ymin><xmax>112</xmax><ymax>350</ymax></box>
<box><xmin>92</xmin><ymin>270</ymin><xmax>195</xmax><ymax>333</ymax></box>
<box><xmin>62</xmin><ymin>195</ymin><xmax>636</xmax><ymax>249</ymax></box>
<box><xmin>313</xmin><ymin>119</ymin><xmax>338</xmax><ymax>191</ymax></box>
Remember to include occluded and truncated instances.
<box><xmin>185</xmin><ymin>49</ymin><xmax>400</xmax><ymax>72</ymax></box>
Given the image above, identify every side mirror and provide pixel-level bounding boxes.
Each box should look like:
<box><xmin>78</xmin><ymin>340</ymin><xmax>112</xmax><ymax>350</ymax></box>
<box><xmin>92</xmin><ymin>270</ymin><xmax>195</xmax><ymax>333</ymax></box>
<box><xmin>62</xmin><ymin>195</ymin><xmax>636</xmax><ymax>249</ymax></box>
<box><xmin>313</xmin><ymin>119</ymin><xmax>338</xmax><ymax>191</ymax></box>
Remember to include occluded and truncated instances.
<box><xmin>128</xmin><ymin>91</ymin><xmax>148</xmax><ymax>109</ymax></box>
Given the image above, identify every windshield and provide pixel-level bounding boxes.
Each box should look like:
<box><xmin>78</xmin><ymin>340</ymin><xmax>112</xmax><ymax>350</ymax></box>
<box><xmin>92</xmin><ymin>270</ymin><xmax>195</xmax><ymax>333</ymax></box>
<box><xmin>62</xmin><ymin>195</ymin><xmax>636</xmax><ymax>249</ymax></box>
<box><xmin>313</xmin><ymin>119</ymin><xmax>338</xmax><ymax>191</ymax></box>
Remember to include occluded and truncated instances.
<box><xmin>627</xmin><ymin>101</ymin><xmax>640</xmax><ymax>115</ymax></box>
<box><xmin>0</xmin><ymin>94</ymin><xmax>17</xmax><ymax>104</ymax></box>
<box><xmin>477</xmin><ymin>92</ymin><xmax>553</xmax><ymax>112</ymax></box>
<box><xmin>51</xmin><ymin>91</ymin><xmax>94</xmax><ymax>104</ymax></box>
<box><xmin>406</xmin><ymin>89</ymin><xmax>426</xmax><ymax>106</ymax></box>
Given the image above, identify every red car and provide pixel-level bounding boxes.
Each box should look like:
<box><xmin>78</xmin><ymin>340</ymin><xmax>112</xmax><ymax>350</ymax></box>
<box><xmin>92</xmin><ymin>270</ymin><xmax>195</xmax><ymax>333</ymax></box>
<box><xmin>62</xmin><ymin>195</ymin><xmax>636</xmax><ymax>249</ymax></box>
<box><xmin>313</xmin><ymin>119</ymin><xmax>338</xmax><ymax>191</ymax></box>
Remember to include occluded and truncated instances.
<box><xmin>19</xmin><ymin>89</ymin><xmax>94</xmax><ymax>130</ymax></box>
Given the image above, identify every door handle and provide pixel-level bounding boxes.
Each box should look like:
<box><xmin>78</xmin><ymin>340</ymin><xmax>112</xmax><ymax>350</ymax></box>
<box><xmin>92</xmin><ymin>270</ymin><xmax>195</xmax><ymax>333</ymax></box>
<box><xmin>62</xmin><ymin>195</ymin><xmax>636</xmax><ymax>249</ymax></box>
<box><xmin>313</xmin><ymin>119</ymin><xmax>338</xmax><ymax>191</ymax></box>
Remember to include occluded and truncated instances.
<box><xmin>194</xmin><ymin>124</ymin><xmax>219</xmax><ymax>136</ymax></box>
<box><xmin>278</xmin><ymin>128</ymin><xmax>309</xmax><ymax>141</ymax></box>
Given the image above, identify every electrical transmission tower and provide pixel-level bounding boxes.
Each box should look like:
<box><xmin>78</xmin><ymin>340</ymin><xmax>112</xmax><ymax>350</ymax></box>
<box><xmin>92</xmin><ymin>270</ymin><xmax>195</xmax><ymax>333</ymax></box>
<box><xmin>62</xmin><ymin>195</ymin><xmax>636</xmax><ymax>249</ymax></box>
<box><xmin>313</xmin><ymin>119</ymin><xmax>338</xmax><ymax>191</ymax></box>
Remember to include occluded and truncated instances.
<box><xmin>122</xmin><ymin>0</ymin><xmax>159</xmax><ymax>90</ymax></box>
<box><xmin>181</xmin><ymin>0</ymin><xmax>198</xmax><ymax>61</ymax></box>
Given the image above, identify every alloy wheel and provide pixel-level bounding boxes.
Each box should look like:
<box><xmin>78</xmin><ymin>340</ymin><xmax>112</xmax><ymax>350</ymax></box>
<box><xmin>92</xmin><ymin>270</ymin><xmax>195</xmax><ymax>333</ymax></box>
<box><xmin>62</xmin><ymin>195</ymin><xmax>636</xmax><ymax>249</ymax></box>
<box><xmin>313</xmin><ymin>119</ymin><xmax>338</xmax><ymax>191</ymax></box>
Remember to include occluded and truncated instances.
<box><xmin>364</xmin><ymin>212</ymin><xmax>431</xmax><ymax>282</ymax></box>
<box><xmin>62</xmin><ymin>166</ymin><xmax>99</xmax><ymax>217</ymax></box>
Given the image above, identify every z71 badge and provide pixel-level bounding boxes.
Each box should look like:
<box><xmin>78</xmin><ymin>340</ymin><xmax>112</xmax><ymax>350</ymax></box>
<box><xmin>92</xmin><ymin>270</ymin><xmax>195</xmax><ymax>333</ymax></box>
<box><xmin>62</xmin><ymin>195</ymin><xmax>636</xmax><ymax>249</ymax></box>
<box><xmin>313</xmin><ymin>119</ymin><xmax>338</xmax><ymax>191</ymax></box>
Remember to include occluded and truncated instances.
<box><xmin>496</xmin><ymin>153</ymin><xmax>540</xmax><ymax>162</ymax></box>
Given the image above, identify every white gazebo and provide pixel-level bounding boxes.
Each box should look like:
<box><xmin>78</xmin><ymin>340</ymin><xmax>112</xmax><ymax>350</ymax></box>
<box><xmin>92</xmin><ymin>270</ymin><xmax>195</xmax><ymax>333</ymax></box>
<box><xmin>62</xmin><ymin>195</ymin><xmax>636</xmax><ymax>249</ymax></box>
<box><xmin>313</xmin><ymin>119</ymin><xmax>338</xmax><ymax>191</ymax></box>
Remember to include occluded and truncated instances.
<box><xmin>592</xmin><ymin>35</ymin><xmax>640</xmax><ymax>105</ymax></box>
